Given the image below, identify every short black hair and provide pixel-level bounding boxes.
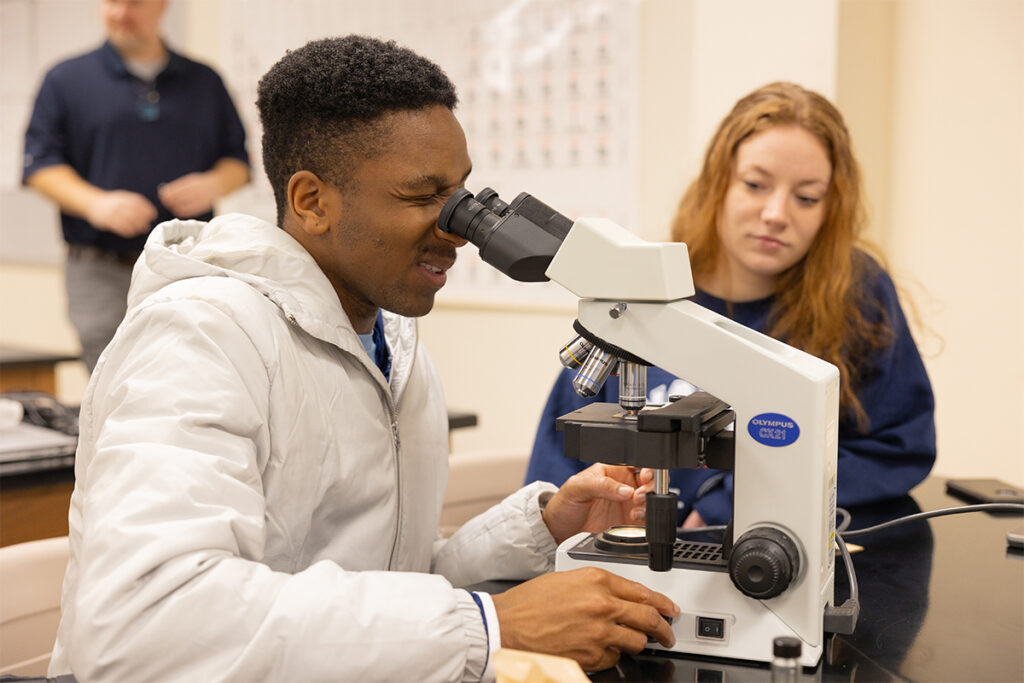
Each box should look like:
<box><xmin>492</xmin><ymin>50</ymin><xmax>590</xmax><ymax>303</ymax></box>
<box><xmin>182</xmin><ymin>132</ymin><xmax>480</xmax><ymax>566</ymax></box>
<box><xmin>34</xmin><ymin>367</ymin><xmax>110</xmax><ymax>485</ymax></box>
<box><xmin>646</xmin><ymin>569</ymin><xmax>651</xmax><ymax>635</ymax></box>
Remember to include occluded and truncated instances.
<box><xmin>256</xmin><ymin>35</ymin><xmax>458</xmax><ymax>222</ymax></box>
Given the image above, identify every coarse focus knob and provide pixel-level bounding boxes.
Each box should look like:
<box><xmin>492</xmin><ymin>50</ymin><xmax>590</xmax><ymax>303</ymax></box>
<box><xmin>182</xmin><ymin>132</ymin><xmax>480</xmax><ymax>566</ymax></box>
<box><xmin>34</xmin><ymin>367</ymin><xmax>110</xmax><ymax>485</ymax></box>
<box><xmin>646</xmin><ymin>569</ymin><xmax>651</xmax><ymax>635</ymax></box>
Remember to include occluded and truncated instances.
<box><xmin>728</xmin><ymin>527</ymin><xmax>800</xmax><ymax>599</ymax></box>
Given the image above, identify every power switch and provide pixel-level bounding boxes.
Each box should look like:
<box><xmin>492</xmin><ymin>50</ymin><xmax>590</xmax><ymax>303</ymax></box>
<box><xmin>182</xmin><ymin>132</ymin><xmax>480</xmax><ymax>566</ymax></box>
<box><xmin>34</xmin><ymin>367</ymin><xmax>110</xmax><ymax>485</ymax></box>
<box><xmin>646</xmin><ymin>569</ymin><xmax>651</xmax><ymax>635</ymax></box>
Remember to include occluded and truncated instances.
<box><xmin>696</xmin><ymin>616</ymin><xmax>725</xmax><ymax>640</ymax></box>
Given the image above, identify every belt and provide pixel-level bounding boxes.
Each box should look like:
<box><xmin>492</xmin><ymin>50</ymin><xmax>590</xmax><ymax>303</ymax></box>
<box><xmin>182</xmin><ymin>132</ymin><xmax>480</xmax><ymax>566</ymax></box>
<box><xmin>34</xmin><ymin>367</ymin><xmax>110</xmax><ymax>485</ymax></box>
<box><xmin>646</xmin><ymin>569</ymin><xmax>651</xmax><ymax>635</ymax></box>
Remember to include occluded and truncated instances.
<box><xmin>67</xmin><ymin>243</ymin><xmax>143</xmax><ymax>267</ymax></box>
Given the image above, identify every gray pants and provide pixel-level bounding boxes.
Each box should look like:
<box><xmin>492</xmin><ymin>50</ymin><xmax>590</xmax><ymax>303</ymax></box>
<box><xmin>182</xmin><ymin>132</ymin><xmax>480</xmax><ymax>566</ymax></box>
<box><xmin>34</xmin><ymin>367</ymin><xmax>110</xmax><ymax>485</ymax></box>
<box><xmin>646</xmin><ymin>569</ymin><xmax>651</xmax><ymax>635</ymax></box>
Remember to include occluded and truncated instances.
<box><xmin>65</xmin><ymin>245</ymin><xmax>139</xmax><ymax>373</ymax></box>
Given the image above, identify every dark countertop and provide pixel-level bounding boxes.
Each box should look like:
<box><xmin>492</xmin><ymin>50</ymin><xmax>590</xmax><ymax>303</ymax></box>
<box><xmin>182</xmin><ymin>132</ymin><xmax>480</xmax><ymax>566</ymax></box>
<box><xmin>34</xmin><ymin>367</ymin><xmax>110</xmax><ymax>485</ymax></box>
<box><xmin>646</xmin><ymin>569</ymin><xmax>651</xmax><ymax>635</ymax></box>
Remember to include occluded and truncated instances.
<box><xmin>472</xmin><ymin>477</ymin><xmax>1024</xmax><ymax>682</ymax></box>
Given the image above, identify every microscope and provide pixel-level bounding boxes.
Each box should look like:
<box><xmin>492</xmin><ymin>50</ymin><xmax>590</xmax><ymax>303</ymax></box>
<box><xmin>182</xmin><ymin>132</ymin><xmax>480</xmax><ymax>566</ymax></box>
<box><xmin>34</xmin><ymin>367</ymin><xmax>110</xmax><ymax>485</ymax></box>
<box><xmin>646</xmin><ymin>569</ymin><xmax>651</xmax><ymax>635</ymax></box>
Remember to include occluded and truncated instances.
<box><xmin>439</xmin><ymin>188</ymin><xmax>841</xmax><ymax>667</ymax></box>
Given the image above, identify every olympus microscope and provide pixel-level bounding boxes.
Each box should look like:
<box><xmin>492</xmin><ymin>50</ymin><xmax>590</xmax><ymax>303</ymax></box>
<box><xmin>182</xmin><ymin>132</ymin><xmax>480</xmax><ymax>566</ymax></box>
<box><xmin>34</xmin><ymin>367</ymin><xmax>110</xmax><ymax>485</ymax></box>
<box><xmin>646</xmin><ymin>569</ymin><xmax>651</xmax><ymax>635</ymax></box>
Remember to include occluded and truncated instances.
<box><xmin>438</xmin><ymin>188</ymin><xmax>842</xmax><ymax>667</ymax></box>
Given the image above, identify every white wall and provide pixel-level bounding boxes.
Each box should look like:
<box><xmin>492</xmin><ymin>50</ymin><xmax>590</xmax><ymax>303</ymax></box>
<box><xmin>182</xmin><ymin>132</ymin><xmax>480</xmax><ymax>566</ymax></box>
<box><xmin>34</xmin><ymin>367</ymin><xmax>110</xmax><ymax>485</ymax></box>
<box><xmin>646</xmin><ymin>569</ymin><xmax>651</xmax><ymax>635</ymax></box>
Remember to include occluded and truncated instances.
<box><xmin>1</xmin><ymin>0</ymin><xmax>1021</xmax><ymax>485</ymax></box>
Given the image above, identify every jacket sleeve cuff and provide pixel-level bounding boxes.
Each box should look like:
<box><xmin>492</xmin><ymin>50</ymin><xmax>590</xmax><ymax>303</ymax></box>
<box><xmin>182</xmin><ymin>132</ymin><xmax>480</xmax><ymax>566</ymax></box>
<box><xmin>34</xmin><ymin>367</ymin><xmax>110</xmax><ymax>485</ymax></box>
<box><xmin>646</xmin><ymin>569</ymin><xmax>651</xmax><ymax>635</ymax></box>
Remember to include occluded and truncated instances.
<box><xmin>526</xmin><ymin>483</ymin><xmax>559</xmax><ymax>560</ymax></box>
<box><xmin>457</xmin><ymin>589</ymin><xmax>493</xmax><ymax>682</ymax></box>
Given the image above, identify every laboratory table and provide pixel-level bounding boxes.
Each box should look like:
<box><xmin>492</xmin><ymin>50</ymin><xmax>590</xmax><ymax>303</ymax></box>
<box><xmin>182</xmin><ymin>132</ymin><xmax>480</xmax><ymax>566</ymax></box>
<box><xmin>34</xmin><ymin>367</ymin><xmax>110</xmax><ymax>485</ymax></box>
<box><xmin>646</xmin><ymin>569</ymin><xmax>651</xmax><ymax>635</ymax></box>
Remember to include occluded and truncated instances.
<box><xmin>476</xmin><ymin>477</ymin><xmax>1024</xmax><ymax>682</ymax></box>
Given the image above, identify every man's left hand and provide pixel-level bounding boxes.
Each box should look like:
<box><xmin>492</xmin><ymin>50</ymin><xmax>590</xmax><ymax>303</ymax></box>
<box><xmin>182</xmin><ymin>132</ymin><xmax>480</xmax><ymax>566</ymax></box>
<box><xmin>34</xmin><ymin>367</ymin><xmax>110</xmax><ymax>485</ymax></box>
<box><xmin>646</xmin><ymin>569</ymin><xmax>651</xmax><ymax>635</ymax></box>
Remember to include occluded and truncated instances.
<box><xmin>542</xmin><ymin>464</ymin><xmax>655</xmax><ymax>545</ymax></box>
<box><xmin>159</xmin><ymin>172</ymin><xmax>219</xmax><ymax>218</ymax></box>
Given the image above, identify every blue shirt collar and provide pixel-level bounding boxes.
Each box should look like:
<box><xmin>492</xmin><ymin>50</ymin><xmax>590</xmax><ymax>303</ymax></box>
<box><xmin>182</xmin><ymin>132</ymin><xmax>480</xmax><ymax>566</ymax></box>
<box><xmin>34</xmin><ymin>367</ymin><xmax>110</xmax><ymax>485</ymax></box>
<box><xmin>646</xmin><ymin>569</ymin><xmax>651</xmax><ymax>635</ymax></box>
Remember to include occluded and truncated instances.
<box><xmin>100</xmin><ymin>39</ymin><xmax>184</xmax><ymax>81</ymax></box>
<box><xmin>357</xmin><ymin>311</ymin><xmax>391</xmax><ymax>381</ymax></box>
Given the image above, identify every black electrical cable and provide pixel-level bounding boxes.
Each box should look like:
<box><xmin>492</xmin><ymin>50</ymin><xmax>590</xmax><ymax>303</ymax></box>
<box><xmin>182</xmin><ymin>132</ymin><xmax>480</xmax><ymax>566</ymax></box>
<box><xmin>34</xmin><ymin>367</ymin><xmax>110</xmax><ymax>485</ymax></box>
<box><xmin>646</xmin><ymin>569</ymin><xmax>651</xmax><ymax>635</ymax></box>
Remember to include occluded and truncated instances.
<box><xmin>668</xmin><ymin>503</ymin><xmax>1022</xmax><ymax>634</ymax></box>
<box><xmin>839</xmin><ymin>503</ymin><xmax>1024</xmax><ymax>539</ymax></box>
<box><xmin>826</xmin><ymin>501</ymin><xmax>1023</xmax><ymax>633</ymax></box>
<box><xmin>673</xmin><ymin>503</ymin><xmax>1023</xmax><ymax>543</ymax></box>
<box><xmin>836</xmin><ymin>506</ymin><xmax>852</xmax><ymax>533</ymax></box>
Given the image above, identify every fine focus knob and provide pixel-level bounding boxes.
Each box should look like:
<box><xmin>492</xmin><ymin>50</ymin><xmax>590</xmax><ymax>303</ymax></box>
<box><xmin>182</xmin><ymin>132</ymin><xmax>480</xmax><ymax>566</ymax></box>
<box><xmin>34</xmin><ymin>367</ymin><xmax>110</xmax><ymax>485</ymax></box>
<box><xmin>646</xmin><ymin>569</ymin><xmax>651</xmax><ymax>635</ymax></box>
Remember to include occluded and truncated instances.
<box><xmin>728</xmin><ymin>527</ymin><xmax>800</xmax><ymax>599</ymax></box>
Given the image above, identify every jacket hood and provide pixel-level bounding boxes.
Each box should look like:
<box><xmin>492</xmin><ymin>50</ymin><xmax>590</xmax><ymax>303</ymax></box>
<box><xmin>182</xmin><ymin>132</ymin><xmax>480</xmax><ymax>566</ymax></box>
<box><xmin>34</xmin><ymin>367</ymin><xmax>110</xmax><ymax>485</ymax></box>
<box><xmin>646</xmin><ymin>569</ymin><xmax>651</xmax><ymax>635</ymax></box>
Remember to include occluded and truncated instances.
<box><xmin>129</xmin><ymin>213</ymin><xmax>370</xmax><ymax>356</ymax></box>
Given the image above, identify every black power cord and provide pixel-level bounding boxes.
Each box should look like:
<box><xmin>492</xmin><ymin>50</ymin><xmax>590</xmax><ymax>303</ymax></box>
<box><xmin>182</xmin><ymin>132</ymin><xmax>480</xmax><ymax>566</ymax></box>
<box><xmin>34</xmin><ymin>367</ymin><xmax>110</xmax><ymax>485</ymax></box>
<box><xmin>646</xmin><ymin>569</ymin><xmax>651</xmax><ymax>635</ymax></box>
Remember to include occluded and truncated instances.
<box><xmin>825</xmin><ymin>502</ymin><xmax>1024</xmax><ymax>634</ymax></box>
<box><xmin>676</xmin><ymin>503</ymin><xmax>1024</xmax><ymax>635</ymax></box>
<box><xmin>839</xmin><ymin>503</ymin><xmax>1024</xmax><ymax>539</ymax></box>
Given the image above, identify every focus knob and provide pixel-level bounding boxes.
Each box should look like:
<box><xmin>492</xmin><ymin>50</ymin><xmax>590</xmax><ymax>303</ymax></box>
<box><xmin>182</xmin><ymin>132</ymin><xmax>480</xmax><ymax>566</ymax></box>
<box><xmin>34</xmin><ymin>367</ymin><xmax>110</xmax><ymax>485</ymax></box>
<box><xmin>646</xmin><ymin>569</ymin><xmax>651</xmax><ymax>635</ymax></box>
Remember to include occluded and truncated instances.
<box><xmin>728</xmin><ymin>527</ymin><xmax>800</xmax><ymax>599</ymax></box>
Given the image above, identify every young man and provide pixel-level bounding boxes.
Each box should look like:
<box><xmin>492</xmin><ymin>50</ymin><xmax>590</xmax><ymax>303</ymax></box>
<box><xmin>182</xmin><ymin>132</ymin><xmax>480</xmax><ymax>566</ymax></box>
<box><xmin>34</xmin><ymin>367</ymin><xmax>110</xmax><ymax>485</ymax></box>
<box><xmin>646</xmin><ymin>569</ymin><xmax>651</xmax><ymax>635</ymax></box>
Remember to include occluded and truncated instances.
<box><xmin>22</xmin><ymin>0</ymin><xmax>249</xmax><ymax>371</ymax></box>
<box><xmin>49</xmin><ymin>36</ymin><xmax>678</xmax><ymax>682</ymax></box>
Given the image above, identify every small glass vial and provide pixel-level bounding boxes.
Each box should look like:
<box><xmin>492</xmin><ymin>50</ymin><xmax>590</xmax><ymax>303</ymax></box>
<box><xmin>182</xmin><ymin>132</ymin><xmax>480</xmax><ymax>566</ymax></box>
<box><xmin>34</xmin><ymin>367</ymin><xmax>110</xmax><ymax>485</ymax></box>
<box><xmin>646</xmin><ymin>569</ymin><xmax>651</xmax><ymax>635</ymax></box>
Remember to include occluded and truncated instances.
<box><xmin>770</xmin><ymin>636</ymin><xmax>801</xmax><ymax>682</ymax></box>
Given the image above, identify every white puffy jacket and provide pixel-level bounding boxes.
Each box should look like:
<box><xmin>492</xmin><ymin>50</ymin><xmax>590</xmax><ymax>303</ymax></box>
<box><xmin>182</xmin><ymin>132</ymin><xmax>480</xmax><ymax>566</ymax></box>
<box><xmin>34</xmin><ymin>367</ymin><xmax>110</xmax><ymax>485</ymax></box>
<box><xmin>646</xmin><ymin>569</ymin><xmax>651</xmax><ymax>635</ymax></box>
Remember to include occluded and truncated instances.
<box><xmin>49</xmin><ymin>214</ymin><xmax>558</xmax><ymax>682</ymax></box>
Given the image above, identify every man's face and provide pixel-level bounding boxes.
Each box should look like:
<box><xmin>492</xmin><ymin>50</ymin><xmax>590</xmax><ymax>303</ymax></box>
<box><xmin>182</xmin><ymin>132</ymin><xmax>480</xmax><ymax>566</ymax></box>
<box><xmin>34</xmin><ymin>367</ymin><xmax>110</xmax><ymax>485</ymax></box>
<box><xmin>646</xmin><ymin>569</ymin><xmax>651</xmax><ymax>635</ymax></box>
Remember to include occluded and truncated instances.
<box><xmin>102</xmin><ymin>0</ymin><xmax>166</xmax><ymax>54</ymax></box>
<box><xmin>314</xmin><ymin>105</ymin><xmax>472</xmax><ymax>332</ymax></box>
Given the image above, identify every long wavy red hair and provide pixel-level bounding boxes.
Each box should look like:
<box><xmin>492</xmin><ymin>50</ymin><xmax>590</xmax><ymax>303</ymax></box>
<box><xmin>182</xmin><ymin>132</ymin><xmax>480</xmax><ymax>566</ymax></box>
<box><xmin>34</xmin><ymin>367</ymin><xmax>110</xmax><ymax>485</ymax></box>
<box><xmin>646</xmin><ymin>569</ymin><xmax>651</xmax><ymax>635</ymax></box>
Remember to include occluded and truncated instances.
<box><xmin>671</xmin><ymin>82</ymin><xmax>891</xmax><ymax>429</ymax></box>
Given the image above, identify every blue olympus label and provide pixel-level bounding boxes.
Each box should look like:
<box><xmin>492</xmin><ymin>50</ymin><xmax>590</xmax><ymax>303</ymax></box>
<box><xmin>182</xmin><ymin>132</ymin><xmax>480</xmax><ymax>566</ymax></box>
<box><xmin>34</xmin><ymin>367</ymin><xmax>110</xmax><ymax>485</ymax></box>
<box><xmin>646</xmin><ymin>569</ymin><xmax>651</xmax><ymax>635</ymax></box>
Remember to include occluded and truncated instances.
<box><xmin>747</xmin><ymin>412</ymin><xmax>800</xmax><ymax>447</ymax></box>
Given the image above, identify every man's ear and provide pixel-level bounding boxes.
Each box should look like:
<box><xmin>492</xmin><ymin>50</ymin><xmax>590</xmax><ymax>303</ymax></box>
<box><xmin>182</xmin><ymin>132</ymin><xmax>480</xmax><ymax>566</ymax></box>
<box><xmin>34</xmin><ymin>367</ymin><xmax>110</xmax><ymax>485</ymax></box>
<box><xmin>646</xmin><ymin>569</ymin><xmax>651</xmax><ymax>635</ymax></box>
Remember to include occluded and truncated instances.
<box><xmin>287</xmin><ymin>170</ymin><xmax>336</xmax><ymax>236</ymax></box>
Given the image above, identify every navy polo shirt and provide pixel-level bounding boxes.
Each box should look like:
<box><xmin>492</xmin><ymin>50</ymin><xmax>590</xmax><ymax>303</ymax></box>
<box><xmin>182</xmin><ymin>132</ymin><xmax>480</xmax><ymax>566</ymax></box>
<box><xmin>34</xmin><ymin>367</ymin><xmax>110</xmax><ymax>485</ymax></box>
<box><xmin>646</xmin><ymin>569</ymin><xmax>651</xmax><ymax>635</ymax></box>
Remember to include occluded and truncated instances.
<box><xmin>23</xmin><ymin>41</ymin><xmax>249</xmax><ymax>255</ymax></box>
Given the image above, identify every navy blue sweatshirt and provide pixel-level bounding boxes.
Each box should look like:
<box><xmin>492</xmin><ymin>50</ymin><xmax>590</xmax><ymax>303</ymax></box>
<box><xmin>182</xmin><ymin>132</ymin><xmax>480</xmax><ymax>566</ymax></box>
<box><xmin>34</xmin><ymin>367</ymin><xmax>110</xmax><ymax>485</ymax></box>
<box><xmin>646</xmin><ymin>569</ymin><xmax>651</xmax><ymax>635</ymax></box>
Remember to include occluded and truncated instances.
<box><xmin>525</xmin><ymin>259</ymin><xmax>936</xmax><ymax>526</ymax></box>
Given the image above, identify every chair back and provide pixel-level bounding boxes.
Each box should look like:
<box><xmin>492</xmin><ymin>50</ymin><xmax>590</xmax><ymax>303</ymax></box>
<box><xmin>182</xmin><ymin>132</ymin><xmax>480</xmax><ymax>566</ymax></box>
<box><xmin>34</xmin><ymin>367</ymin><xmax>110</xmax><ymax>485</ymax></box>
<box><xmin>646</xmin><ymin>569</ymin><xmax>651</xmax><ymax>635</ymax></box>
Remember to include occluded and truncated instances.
<box><xmin>0</xmin><ymin>536</ymin><xmax>68</xmax><ymax>676</ymax></box>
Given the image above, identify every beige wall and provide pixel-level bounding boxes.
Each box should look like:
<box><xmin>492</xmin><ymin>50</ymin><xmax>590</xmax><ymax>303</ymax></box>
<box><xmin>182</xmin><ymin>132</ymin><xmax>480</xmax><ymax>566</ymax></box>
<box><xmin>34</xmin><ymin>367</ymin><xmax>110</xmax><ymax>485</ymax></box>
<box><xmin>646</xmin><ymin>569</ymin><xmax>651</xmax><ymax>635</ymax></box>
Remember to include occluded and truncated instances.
<box><xmin>833</xmin><ymin>0</ymin><xmax>1023</xmax><ymax>484</ymax></box>
<box><xmin>885</xmin><ymin>0</ymin><xmax>1023</xmax><ymax>481</ymax></box>
<box><xmin>1</xmin><ymin>0</ymin><xmax>1021</xmax><ymax>485</ymax></box>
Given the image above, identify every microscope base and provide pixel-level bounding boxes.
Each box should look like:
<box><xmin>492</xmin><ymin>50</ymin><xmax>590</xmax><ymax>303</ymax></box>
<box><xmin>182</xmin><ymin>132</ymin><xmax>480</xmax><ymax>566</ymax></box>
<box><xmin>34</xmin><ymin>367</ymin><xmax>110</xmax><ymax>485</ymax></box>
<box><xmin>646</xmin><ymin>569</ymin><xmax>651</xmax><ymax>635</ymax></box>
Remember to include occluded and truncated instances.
<box><xmin>555</xmin><ymin>532</ymin><xmax>825</xmax><ymax>667</ymax></box>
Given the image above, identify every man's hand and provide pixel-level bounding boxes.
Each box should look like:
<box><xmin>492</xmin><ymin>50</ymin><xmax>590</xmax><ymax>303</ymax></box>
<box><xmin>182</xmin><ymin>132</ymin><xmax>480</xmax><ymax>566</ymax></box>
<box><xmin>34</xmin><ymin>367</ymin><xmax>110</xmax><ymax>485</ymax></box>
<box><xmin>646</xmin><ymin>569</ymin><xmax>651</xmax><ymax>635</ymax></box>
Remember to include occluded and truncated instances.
<box><xmin>85</xmin><ymin>190</ymin><xmax>157</xmax><ymax>237</ymax></box>
<box><xmin>492</xmin><ymin>567</ymin><xmax>679</xmax><ymax>672</ymax></box>
<box><xmin>542</xmin><ymin>463</ymin><xmax>655</xmax><ymax>545</ymax></box>
<box><xmin>158</xmin><ymin>172</ymin><xmax>220</xmax><ymax>218</ymax></box>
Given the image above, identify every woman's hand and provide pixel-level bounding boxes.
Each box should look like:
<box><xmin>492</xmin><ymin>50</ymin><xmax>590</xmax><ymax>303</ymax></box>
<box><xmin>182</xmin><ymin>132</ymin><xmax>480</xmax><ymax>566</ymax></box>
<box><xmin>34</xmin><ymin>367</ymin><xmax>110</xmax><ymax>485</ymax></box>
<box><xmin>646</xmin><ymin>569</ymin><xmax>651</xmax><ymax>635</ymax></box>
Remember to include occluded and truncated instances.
<box><xmin>682</xmin><ymin>509</ymin><xmax>706</xmax><ymax>529</ymax></box>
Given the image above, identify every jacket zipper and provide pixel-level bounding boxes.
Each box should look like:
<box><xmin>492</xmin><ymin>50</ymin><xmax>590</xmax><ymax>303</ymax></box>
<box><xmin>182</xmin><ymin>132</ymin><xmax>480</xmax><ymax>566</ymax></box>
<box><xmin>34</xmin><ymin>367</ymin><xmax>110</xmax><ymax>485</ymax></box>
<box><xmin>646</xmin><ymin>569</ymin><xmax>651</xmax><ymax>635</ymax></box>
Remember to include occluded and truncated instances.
<box><xmin>284</xmin><ymin>305</ymin><xmax>411</xmax><ymax>571</ymax></box>
<box><xmin>386</xmin><ymin>407</ymin><xmax>401</xmax><ymax>570</ymax></box>
<box><xmin>384</xmin><ymin>320</ymin><xmax>416</xmax><ymax>571</ymax></box>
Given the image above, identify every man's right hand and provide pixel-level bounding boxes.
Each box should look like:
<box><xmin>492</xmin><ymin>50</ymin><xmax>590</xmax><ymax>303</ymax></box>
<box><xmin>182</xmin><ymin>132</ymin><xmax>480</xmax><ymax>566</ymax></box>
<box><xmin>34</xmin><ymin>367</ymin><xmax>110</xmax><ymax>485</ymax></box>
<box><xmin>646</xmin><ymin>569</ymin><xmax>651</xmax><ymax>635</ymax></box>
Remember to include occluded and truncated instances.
<box><xmin>85</xmin><ymin>190</ymin><xmax>157</xmax><ymax>237</ymax></box>
<box><xmin>491</xmin><ymin>567</ymin><xmax>680</xmax><ymax>672</ymax></box>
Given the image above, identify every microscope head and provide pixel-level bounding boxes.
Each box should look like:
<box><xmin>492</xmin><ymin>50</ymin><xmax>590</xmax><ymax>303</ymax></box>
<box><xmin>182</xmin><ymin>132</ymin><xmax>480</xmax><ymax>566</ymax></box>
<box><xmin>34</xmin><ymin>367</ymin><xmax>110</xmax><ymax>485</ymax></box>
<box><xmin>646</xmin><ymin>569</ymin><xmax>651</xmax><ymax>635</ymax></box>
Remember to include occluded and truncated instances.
<box><xmin>438</xmin><ymin>187</ymin><xmax>695</xmax><ymax>301</ymax></box>
<box><xmin>437</xmin><ymin>187</ymin><xmax>572</xmax><ymax>282</ymax></box>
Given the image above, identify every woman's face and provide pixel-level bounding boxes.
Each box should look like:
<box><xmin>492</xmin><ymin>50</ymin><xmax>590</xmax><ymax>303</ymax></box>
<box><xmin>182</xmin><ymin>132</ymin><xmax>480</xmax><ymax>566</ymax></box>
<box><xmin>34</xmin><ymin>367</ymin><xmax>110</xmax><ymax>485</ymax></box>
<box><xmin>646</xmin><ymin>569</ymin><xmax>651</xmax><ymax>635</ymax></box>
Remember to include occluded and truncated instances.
<box><xmin>713</xmin><ymin>124</ymin><xmax>832</xmax><ymax>300</ymax></box>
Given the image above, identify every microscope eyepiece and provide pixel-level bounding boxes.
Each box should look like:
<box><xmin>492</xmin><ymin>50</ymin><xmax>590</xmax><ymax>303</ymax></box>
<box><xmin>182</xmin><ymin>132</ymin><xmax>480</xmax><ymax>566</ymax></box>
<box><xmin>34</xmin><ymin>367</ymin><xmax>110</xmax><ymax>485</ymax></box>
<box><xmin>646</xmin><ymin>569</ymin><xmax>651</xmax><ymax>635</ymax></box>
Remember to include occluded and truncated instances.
<box><xmin>437</xmin><ymin>188</ymin><xmax>500</xmax><ymax>243</ymax></box>
<box><xmin>474</xmin><ymin>187</ymin><xmax>510</xmax><ymax>216</ymax></box>
<box><xmin>437</xmin><ymin>187</ymin><xmax>573</xmax><ymax>282</ymax></box>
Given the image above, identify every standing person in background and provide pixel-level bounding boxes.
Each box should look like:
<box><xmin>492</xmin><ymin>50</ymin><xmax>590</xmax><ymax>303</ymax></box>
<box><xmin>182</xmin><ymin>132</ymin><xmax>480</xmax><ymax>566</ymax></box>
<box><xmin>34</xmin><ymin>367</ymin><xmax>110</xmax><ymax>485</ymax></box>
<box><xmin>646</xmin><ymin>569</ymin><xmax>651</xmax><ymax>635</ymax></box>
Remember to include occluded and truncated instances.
<box><xmin>526</xmin><ymin>81</ymin><xmax>936</xmax><ymax>529</ymax></box>
<box><xmin>22</xmin><ymin>0</ymin><xmax>249</xmax><ymax>371</ymax></box>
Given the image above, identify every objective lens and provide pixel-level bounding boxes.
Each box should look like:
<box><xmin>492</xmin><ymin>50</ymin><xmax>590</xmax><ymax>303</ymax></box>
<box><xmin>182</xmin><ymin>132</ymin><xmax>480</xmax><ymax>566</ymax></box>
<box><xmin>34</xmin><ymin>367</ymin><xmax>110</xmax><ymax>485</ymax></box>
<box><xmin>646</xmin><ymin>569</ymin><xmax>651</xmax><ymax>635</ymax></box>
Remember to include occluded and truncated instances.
<box><xmin>437</xmin><ymin>189</ymin><xmax>500</xmax><ymax>245</ymax></box>
<box><xmin>619</xmin><ymin>362</ymin><xmax>647</xmax><ymax>412</ymax></box>
<box><xmin>573</xmin><ymin>347</ymin><xmax>617</xmax><ymax>397</ymax></box>
<box><xmin>559</xmin><ymin>335</ymin><xmax>594</xmax><ymax>369</ymax></box>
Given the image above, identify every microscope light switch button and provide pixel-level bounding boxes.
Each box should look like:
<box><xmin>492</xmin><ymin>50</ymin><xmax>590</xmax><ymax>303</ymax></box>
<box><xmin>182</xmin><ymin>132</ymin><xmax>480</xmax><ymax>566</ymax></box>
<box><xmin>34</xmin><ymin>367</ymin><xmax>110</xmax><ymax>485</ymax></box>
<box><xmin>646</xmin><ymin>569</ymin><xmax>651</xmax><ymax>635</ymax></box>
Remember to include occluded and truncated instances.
<box><xmin>696</xmin><ymin>616</ymin><xmax>725</xmax><ymax>639</ymax></box>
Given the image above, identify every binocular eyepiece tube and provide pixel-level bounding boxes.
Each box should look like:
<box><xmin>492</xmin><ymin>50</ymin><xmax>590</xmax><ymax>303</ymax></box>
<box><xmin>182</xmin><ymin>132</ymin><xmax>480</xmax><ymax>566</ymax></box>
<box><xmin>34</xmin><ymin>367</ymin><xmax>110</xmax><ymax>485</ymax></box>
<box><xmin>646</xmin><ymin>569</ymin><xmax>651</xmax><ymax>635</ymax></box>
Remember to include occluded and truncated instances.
<box><xmin>437</xmin><ymin>189</ymin><xmax>501</xmax><ymax>245</ymax></box>
<box><xmin>437</xmin><ymin>187</ymin><xmax>573</xmax><ymax>283</ymax></box>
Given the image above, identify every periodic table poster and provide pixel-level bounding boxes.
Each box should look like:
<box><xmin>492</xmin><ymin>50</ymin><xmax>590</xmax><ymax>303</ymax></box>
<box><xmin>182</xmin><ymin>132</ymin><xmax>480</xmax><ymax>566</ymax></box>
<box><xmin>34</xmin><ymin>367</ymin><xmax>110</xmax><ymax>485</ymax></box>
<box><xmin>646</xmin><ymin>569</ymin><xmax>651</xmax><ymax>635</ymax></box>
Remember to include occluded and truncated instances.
<box><xmin>214</xmin><ymin>0</ymin><xmax>641</xmax><ymax>305</ymax></box>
